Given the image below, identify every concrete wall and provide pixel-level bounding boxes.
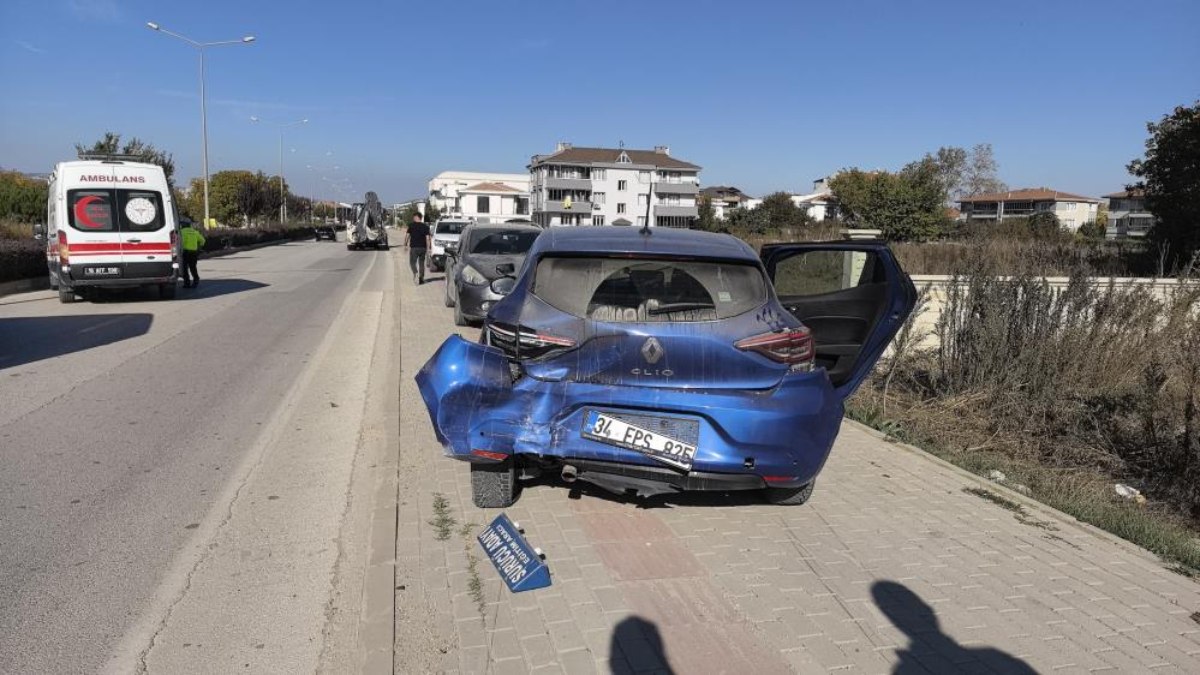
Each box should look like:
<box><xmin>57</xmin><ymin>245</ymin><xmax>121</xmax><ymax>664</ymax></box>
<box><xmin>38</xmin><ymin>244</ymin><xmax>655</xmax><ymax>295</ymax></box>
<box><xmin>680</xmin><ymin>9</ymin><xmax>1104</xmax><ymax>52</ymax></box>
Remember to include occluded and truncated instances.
<box><xmin>899</xmin><ymin>274</ymin><xmax>1195</xmax><ymax>350</ymax></box>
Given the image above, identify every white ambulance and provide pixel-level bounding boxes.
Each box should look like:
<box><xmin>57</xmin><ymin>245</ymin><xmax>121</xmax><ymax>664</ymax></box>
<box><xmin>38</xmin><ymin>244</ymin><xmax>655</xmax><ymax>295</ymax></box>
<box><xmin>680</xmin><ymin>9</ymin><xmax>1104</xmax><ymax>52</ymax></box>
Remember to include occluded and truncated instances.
<box><xmin>39</xmin><ymin>159</ymin><xmax>180</xmax><ymax>303</ymax></box>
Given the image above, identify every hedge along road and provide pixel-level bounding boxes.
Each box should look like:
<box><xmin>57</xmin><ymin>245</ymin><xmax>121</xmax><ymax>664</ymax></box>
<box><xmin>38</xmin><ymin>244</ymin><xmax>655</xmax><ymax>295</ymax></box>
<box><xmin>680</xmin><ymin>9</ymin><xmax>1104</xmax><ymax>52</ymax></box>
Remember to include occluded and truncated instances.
<box><xmin>0</xmin><ymin>237</ymin><xmax>399</xmax><ymax>674</ymax></box>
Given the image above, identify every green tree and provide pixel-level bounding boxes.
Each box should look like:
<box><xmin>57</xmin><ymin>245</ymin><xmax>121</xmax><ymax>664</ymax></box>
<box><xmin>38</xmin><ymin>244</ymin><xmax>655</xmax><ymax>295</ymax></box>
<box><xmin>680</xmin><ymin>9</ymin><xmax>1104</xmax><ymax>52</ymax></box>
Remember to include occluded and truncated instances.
<box><xmin>1128</xmin><ymin>101</ymin><xmax>1200</xmax><ymax>269</ymax></box>
<box><xmin>0</xmin><ymin>171</ymin><xmax>49</xmax><ymax>223</ymax></box>
<box><xmin>696</xmin><ymin>195</ymin><xmax>717</xmax><ymax>231</ymax></box>
<box><xmin>1028</xmin><ymin>211</ymin><xmax>1062</xmax><ymax>237</ymax></box>
<box><xmin>75</xmin><ymin>132</ymin><xmax>176</xmax><ymax>189</ymax></box>
<box><xmin>723</xmin><ymin>204</ymin><xmax>768</xmax><ymax>234</ymax></box>
<box><xmin>829</xmin><ymin>160</ymin><xmax>948</xmax><ymax>241</ymax></box>
<box><xmin>1078</xmin><ymin>220</ymin><xmax>1106</xmax><ymax>240</ymax></box>
<box><xmin>759</xmin><ymin>192</ymin><xmax>814</xmax><ymax>230</ymax></box>
<box><xmin>925</xmin><ymin>144</ymin><xmax>1006</xmax><ymax>202</ymax></box>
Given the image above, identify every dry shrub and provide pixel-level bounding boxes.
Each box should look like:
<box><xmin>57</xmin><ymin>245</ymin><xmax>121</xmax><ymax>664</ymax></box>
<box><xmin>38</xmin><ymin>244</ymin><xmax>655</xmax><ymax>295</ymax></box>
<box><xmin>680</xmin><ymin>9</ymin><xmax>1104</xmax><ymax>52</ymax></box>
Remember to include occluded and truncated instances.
<box><xmin>861</xmin><ymin>250</ymin><xmax>1200</xmax><ymax>517</ymax></box>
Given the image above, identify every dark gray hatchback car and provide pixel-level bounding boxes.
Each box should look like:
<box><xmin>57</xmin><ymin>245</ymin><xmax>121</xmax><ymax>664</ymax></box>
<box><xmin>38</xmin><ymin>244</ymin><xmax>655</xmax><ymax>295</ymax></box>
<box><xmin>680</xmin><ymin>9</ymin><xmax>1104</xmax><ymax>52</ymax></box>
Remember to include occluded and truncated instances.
<box><xmin>444</xmin><ymin>223</ymin><xmax>542</xmax><ymax>326</ymax></box>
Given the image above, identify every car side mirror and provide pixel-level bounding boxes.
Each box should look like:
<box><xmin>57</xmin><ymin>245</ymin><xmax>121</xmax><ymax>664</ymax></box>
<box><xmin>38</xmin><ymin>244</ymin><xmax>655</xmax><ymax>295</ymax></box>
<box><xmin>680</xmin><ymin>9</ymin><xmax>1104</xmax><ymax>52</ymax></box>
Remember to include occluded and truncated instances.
<box><xmin>490</xmin><ymin>277</ymin><xmax>517</xmax><ymax>296</ymax></box>
<box><xmin>495</xmin><ymin>262</ymin><xmax>516</xmax><ymax>276</ymax></box>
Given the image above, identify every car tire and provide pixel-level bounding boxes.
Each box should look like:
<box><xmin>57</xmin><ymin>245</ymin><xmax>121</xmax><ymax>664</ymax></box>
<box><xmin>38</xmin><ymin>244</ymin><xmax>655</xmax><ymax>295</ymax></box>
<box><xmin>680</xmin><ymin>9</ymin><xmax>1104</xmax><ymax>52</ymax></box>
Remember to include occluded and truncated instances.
<box><xmin>470</xmin><ymin>460</ymin><xmax>517</xmax><ymax>508</ymax></box>
<box><xmin>444</xmin><ymin>279</ymin><xmax>455</xmax><ymax>308</ymax></box>
<box><xmin>158</xmin><ymin>283</ymin><xmax>177</xmax><ymax>300</ymax></box>
<box><xmin>454</xmin><ymin>299</ymin><xmax>469</xmax><ymax>327</ymax></box>
<box><xmin>764</xmin><ymin>481</ymin><xmax>815</xmax><ymax>506</ymax></box>
<box><xmin>58</xmin><ymin>286</ymin><xmax>76</xmax><ymax>304</ymax></box>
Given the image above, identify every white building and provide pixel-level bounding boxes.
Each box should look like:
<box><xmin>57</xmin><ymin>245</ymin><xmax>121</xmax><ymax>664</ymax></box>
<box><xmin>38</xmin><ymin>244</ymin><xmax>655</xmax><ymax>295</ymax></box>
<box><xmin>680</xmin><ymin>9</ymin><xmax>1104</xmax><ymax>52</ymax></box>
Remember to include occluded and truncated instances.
<box><xmin>957</xmin><ymin>188</ymin><xmax>1100</xmax><ymax>231</ymax></box>
<box><xmin>529</xmin><ymin>143</ymin><xmax>701</xmax><ymax>228</ymax></box>
<box><xmin>457</xmin><ymin>181</ymin><xmax>531</xmax><ymax>222</ymax></box>
<box><xmin>699</xmin><ymin>186</ymin><xmax>754</xmax><ymax>220</ymax></box>
<box><xmin>1104</xmin><ymin>189</ymin><xmax>1154</xmax><ymax>239</ymax></box>
<box><xmin>428</xmin><ymin>171</ymin><xmax>529</xmax><ymax>215</ymax></box>
<box><xmin>789</xmin><ymin>177</ymin><xmax>839</xmax><ymax>221</ymax></box>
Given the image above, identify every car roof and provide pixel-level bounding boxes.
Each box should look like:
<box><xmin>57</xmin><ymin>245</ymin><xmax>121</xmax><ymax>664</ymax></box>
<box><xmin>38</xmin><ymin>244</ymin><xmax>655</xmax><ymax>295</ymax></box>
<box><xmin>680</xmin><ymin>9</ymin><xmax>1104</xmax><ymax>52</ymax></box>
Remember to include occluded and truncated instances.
<box><xmin>531</xmin><ymin>226</ymin><xmax>758</xmax><ymax>261</ymax></box>
<box><xmin>465</xmin><ymin>223</ymin><xmax>543</xmax><ymax>234</ymax></box>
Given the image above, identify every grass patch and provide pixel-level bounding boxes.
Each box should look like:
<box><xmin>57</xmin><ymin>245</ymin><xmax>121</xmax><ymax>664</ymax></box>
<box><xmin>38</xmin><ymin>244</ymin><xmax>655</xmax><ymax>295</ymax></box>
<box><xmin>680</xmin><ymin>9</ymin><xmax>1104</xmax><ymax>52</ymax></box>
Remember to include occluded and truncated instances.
<box><xmin>465</xmin><ymin>551</ymin><xmax>486</xmax><ymax>617</ymax></box>
<box><xmin>428</xmin><ymin>493</ymin><xmax>456</xmax><ymax>541</ymax></box>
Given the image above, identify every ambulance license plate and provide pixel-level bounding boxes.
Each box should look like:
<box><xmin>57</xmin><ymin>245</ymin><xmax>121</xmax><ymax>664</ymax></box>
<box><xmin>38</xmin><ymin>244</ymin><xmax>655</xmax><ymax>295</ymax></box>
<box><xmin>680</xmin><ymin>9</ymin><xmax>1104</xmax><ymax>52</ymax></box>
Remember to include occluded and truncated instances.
<box><xmin>582</xmin><ymin>410</ymin><xmax>697</xmax><ymax>471</ymax></box>
<box><xmin>84</xmin><ymin>267</ymin><xmax>120</xmax><ymax>277</ymax></box>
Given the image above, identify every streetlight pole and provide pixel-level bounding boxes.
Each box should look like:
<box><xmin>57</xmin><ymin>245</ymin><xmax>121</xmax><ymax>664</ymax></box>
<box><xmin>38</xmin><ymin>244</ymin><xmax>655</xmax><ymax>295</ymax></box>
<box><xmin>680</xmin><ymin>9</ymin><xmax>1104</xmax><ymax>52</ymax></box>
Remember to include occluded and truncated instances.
<box><xmin>147</xmin><ymin>22</ymin><xmax>254</xmax><ymax>230</ymax></box>
<box><xmin>250</xmin><ymin>117</ymin><xmax>307</xmax><ymax>224</ymax></box>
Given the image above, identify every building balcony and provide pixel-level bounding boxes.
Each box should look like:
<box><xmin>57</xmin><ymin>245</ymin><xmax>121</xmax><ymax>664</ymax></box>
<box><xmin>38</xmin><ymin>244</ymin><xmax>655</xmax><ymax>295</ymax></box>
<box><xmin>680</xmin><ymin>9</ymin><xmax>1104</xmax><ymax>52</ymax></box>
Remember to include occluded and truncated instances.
<box><xmin>539</xmin><ymin>201</ymin><xmax>594</xmax><ymax>213</ymax></box>
<box><xmin>544</xmin><ymin>177</ymin><xmax>592</xmax><ymax>190</ymax></box>
<box><xmin>654</xmin><ymin>182</ymin><xmax>699</xmax><ymax>195</ymax></box>
<box><xmin>653</xmin><ymin>205</ymin><xmax>698</xmax><ymax>218</ymax></box>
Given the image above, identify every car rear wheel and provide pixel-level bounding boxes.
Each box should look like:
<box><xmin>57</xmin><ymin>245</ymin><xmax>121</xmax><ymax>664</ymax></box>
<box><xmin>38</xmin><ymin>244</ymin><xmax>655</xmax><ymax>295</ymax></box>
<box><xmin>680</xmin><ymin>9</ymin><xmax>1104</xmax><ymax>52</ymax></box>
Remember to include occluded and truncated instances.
<box><xmin>764</xmin><ymin>481</ymin><xmax>814</xmax><ymax>506</ymax></box>
<box><xmin>58</xmin><ymin>286</ymin><xmax>76</xmax><ymax>304</ymax></box>
<box><xmin>470</xmin><ymin>460</ymin><xmax>517</xmax><ymax>508</ymax></box>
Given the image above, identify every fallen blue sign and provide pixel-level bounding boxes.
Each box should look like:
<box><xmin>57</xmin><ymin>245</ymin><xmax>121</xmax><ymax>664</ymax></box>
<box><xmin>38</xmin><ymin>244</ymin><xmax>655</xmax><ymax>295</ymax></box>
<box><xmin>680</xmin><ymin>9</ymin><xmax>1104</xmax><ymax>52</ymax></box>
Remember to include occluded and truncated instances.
<box><xmin>477</xmin><ymin>514</ymin><xmax>552</xmax><ymax>593</ymax></box>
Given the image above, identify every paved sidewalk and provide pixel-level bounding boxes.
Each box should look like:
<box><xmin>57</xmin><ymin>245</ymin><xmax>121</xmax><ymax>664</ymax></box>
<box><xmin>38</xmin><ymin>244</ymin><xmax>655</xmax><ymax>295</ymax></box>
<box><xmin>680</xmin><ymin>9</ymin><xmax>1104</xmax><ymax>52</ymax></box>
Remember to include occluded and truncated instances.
<box><xmin>395</xmin><ymin>274</ymin><xmax>1200</xmax><ymax>674</ymax></box>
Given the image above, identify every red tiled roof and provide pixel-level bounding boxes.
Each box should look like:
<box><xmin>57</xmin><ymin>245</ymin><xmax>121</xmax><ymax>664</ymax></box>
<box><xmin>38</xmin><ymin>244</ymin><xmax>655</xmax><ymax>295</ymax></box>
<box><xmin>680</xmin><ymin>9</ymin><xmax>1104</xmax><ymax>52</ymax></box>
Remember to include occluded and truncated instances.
<box><xmin>958</xmin><ymin>188</ymin><xmax>1099</xmax><ymax>203</ymax></box>
<box><xmin>462</xmin><ymin>181</ymin><xmax>522</xmax><ymax>193</ymax></box>
<box><xmin>532</xmin><ymin>146</ymin><xmax>700</xmax><ymax>170</ymax></box>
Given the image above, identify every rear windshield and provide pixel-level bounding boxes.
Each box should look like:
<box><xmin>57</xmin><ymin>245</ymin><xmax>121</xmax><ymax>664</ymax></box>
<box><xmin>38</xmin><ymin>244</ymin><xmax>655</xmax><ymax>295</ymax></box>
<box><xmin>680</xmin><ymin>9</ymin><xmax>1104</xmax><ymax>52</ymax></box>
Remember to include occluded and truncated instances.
<box><xmin>469</xmin><ymin>230</ymin><xmax>539</xmax><ymax>255</ymax></box>
<box><xmin>532</xmin><ymin>256</ymin><xmax>767</xmax><ymax>322</ymax></box>
<box><xmin>68</xmin><ymin>189</ymin><xmax>166</xmax><ymax>233</ymax></box>
<box><xmin>435</xmin><ymin>221</ymin><xmax>468</xmax><ymax>235</ymax></box>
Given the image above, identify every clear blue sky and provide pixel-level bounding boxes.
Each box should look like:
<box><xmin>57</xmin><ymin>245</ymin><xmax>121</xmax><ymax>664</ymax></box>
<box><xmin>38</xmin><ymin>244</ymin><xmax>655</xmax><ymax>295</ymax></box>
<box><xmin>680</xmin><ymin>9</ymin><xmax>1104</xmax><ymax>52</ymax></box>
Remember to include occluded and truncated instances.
<box><xmin>2</xmin><ymin>0</ymin><xmax>1197</xmax><ymax>203</ymax></box>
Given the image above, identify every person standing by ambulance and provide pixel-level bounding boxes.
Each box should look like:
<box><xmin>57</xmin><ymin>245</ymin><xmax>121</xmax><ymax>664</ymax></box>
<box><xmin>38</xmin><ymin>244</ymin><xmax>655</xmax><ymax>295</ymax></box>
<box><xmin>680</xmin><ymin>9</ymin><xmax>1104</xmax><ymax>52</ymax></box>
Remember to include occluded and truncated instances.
<box><xmin>179</xmin><ymin>218</ymin><xmax>206</xmax><ymax>288</ymax></box>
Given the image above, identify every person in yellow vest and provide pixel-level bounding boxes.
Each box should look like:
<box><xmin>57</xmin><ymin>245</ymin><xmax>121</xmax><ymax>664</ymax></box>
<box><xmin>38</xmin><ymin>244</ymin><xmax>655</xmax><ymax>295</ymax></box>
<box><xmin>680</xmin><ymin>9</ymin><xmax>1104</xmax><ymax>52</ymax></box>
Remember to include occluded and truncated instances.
<box><xmin>179</xmin><ymin>218</ymin><xmax>206</xmax><ymax>288</ymax></box>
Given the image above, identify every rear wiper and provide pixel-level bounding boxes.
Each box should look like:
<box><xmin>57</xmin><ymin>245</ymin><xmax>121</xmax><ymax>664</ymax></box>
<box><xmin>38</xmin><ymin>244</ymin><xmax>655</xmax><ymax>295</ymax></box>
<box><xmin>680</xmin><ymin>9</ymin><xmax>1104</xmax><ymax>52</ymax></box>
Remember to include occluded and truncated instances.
<box><xmin>646</xmin><ymin>302</ymin><xmax>715</xmax><ymax>315</ymax></box>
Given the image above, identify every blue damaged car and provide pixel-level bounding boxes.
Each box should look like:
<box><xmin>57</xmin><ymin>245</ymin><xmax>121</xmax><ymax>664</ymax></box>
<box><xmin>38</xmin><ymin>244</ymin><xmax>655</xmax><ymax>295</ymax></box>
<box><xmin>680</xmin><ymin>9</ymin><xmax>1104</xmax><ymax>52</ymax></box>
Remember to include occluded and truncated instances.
<box><xmin>416</xmin><ymin>227</ymin><xmax>915</xmax><ymax>507</ymax></box>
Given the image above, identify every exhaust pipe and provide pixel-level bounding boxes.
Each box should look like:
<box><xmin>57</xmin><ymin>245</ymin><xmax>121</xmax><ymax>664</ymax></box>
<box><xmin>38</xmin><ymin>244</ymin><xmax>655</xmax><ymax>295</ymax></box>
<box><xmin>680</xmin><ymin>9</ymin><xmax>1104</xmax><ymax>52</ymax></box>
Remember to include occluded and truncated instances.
<box><xmin>561</xmin><ymin>464</ymin><xmax>578</xmax><ymax>483</ymax></box>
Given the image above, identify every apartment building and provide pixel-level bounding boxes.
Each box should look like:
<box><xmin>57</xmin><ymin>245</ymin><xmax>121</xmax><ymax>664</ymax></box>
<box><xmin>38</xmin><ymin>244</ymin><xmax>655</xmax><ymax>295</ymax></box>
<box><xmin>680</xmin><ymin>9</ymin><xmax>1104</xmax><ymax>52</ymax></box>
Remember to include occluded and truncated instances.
<box><xmin>957</xmin><ymin>188</ymin><xmax>1100</xmax><ymax>231</ymax></box>
<box><xmin>428</xmin><ymin>171</ymin><xmax>529</xmax><ymax>215</ymax></box>
<box><xmin>528</xmin><ymin>143</ymin><xmax>701</xmax><ymax>228</ymax></box>
<box><xmin>1104</xmin><ymin>189</ymin><xmax>1155</xmax><ymax>239</ymax></box>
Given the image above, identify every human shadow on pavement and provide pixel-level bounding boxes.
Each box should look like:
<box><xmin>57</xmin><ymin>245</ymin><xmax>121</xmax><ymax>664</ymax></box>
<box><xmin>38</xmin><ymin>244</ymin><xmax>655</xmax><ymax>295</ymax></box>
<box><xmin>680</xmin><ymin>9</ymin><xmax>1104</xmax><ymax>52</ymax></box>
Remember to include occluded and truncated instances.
<box><xmin>0</xmin><ymin>313</ymin><xmax>153</xmax><ymax>370</ymax></box>
<box><xmin>609</xmin><ymin>616</ymin><xmax>676</xmax><ymax>674</ymax></box>
<box><xmin>872</xmin><ymin>581</ymin><xmax>1037</xmax><ymax>675</ymax></box>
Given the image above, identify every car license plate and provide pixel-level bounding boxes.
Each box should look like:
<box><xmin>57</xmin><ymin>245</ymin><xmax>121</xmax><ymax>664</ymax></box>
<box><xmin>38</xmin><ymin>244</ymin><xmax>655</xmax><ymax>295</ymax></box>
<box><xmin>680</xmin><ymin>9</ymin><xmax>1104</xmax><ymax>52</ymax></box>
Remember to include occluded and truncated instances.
<box><xmin>582</xmin><ymin>410</ymin><xmax>697</xmax><ymax>471</ymax></box>
<box><xmin>84</xmin><ymin>267</ymin><xmax>120</xmax><ymax>277</ymax></box>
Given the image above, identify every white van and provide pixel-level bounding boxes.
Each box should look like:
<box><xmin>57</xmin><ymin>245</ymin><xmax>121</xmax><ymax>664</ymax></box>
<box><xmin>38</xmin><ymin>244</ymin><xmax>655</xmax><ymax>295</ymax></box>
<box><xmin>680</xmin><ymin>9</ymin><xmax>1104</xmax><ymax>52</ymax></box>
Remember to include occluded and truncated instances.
<box><xmin>39</xmin><ymin>159</ymin><xmax>180</xmax><ymax>303</ymax></box>
<box><xmin>430</xmin><ymin>217</ymin><xmax>470</xmax><ymax>272</ymax></box>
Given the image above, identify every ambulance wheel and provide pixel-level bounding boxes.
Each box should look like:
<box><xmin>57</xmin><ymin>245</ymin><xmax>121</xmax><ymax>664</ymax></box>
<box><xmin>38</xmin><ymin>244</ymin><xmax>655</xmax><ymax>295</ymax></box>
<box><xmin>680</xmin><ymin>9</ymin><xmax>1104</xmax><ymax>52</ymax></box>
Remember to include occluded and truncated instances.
<box><xmin>471</xmin><ymin>460</ymin><xmax>517</xmax><ymax>508</ymax></box>
<box><xmin>158</xmin><ymin>283</ymin><xmax>177</xmax><ymax>300</ymax></box>
<box><xmin>58</xmin><ymin>286</ymin><xmax>77</xmax><ymax>304</ymax></box>
<box><xmin>764</xmin><ymin>481</ymin><xmax>814</xmax><ymax>506</ymax></box>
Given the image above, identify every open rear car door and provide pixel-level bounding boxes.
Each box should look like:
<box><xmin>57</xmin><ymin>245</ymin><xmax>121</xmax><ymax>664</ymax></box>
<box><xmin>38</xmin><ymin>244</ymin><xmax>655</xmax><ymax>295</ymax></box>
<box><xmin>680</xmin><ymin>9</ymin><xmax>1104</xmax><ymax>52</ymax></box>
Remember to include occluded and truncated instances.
<box><xmin>761</xmin><ymin>241</ymin><xmax>917</xmax><ymax>400</ymax></box>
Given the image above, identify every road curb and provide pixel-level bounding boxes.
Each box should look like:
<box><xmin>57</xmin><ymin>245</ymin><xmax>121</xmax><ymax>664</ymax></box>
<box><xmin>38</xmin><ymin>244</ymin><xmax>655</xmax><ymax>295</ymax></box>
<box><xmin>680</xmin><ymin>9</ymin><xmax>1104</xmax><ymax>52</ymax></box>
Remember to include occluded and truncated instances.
<box><xmin>842</xmin><ymin>417</ymin><xmax>1184</xmax><ymax>570</ymax></box>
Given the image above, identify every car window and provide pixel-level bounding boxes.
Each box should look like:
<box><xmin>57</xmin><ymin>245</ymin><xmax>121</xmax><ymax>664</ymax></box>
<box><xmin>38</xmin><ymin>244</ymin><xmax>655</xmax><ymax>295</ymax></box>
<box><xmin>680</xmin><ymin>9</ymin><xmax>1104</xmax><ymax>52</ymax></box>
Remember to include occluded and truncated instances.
<box><xmin>533</xmin><ymin>256</ymin><xmax>766</xmax><ymax>322</ymax></box>
<box><xmin>68</xmin><ymin>189</ymin><xmax>116</xmax><ymax>232</ymax></box>
<box><xmin>773</xmin><ymin>250</ymin><xmax>880</xmax><ymax>297</ymax></box>
<box><xmin>435</xmin><ymin>221</ymin><xmax>467</xmax><ymax>235</ymax></box>
<box><xmin>116</xmin><ymin>190</ymin><xmax>166</xmax><ymax>232</ymax></box>
<box><xmin>470</xmin><ymin>231</ymin><xmax>539</xmax><ymax>255</ymax></box>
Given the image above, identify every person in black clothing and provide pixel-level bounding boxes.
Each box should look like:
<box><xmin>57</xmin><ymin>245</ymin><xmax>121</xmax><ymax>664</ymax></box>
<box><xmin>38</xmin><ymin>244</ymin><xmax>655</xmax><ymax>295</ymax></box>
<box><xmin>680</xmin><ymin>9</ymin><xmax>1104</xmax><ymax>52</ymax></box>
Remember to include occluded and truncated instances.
<box><xmin>404</xmin><ymin>212</ymin><xmax>432</xmax><ymax>284</ymax></box>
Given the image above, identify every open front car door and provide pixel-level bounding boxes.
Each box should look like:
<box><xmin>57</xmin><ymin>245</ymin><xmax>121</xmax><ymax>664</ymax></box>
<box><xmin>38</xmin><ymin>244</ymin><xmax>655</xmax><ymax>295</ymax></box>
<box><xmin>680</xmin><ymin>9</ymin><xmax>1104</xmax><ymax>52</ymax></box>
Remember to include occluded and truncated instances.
<box><xmin>760</xmin><ymin>241</ymin><xmax>917</xmax><ymax>400</ymax></box>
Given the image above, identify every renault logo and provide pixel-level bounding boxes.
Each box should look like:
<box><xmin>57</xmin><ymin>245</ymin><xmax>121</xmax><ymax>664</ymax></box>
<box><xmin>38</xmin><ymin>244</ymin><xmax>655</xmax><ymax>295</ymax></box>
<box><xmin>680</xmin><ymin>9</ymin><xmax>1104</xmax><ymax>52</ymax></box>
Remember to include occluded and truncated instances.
<box><xmin>641</xmin><ymin>337</ymin><xmax>664</xmax><ymax>365</ymax></box>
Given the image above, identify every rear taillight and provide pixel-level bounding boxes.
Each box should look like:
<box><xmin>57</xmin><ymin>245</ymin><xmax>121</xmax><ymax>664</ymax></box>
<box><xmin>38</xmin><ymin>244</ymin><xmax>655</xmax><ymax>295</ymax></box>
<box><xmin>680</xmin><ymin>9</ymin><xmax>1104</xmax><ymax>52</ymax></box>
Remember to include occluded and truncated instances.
<box><xmin>487</xmin><ymin>322</ymin><xmax>576</xmax><ymax>360</ymax></box>
<box><xmin>170</xmin><ymin>229</ymin><xmax>178</xmax><ymax>255</ymax></box>
<box><xmin>736</xmin><ymin>327</ymin><xmax>814</xmax><ymax>372</ymax></box>
<box><xmin>58</xmin><ymin>229</ymin><xmax>69</xmax><ymax>264</ymax></box>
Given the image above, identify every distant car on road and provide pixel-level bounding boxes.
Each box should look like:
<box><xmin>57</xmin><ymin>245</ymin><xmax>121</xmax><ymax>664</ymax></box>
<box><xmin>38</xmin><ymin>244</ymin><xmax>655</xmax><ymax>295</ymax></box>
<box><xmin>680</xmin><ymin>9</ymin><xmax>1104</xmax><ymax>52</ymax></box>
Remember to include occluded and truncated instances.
<box><xmin>417</xmin><ymin>227</ymin><xmax>916</xmax><ymax>508</ymax></box>
<box><xmin>429</xmin><ymin>217</ymin><xmax>470</xmax><ymax>271</ymax></box>
<box><xmin>314</xmin><ymin>226</ymin><xmax>336</xmax><ymax>241</ymax></box>
<box><xmin>443</xmin><ymin>223</ymin><xmax>542</xmax><ymax>326</ymax></box>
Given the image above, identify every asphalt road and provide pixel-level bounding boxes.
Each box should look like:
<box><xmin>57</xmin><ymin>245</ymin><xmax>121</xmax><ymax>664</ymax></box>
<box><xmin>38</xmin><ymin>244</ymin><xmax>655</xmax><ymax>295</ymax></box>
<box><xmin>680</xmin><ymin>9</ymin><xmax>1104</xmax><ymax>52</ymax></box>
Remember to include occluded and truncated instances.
<box><xmin>0</xmin><ymin>237</ymin><xmax>397</xmax><ymax>674</ymax></box>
